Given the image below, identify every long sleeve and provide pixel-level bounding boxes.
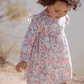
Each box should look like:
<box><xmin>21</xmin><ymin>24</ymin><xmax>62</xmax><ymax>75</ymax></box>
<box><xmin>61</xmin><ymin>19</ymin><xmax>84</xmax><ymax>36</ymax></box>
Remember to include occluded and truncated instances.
<box><xmin>20</xmin><ymin>15</ymin><xmax>41</xmax><ymax>62</ymax></box>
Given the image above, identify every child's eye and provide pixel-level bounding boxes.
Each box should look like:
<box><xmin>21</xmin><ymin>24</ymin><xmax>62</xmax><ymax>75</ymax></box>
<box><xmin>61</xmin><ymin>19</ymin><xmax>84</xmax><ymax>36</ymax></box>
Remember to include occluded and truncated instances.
<box><xmin>55</xmin><ymin>10</ymin><xmax>59</xmax><ymax>12</ymax></box>
<box><xmin>64</xmin><ymin>11</ymin><xmax>68</xmax><ymax>13</ymax></box>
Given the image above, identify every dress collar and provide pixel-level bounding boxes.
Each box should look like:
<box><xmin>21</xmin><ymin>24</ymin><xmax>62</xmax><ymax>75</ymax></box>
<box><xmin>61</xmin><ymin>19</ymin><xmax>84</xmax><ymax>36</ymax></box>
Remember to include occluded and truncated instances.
<box><xmin>41</xmin><ymin>8</ymin><xmax>60</xmax><ymax>21</ymax></box>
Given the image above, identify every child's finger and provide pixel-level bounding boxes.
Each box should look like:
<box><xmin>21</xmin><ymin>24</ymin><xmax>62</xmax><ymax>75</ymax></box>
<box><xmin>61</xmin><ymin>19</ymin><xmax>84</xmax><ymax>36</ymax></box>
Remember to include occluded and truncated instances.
<box><xmin>23</xmin><ymin>65</ymin><xmax>27</xmax><ymax>70</ymax></box>
<box><xmin>20</xmin><ymin>67</ymin><xmax>27</xmax><ymax>72</ymax></box>
<box><xmin>22</xmin><ymin>64</ymin><xmax>27</xmax><ymax>70</ymax></box>
<box><xmin>18</xmin><ymin>68</ymin><xmax>22</xmax><ymax>72</ymax></box>
<box><xmin>16</xmin><ymin>67</ymin><xmax>22</xmax><ymax>72</ymax></box>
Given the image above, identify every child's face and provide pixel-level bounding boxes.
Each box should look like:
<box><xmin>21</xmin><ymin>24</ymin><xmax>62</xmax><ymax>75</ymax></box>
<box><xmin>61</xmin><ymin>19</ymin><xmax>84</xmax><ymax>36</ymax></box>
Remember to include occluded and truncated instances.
<box><xmin>46</xmin><ymin>1</ymin><xmax>71</xmax><ymax>19</ymax></box>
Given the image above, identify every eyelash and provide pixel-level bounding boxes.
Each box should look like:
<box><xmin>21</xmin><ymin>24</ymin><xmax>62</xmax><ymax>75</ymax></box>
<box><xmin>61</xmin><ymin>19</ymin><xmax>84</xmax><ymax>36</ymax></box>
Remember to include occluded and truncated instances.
<box><xmin>55</xmin><ymin>10</ymin><xmax>68</xmax><ymax>13</ymax></box>
<box><xmin>55</xmin><ymin>10</ymin><xmax>59</xmax><ymax>12</ymax></box>
<box><xmin>64</xmin><ymin>11</ymin><xmax>68</xmax><ymax>12</ymax></box>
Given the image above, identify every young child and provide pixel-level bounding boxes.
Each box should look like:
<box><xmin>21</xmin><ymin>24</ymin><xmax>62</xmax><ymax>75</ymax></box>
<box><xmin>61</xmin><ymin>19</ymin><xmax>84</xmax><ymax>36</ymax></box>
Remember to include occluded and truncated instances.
<box><xmin>15</xmin><ymin>0</ymin><xmax>81</xmax><ymax>84</ymax></box>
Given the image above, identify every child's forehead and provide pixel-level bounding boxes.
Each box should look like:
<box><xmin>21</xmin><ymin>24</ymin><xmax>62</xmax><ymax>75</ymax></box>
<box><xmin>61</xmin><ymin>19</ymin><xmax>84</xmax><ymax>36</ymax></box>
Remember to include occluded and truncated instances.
<box><xmin>51</xmin><ymin>1</ymin><xmax>71</xmax><ymax>10</ymax></box>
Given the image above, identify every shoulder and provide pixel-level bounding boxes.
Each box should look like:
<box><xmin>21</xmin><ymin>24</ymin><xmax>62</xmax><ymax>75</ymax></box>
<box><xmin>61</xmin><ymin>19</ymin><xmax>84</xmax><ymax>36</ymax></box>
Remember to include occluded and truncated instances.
<box><xmin>27</xmin><ymin>10</ymin><xmax>45</xmax><ymax>24</ymax></box>
<box><xmin>58</xmin><ymin>14</ymin><xmax>70</xmax><ymax>26</ymax></box>
<box><xmin>65</xmin><ymin>14</ymin><xmax>70</xmax><ymax>25</ymax></box>
<box><xmin>27</xmin><ymin>14</ymin><xmax>39</xmax><ymax>24</ymax></box>
<box><xmin>27</xmin><ymin>11</ymin><xmax>43</xmax><ymax>23</ymax></box>
<box><xmin>27</xmin><ymin>13</ymin><xmax>44</xmax><ymax>32</ymax></box>
<box><xmin>60</xmin><ymin>14</ymin><xmax>70</xmax><ymax>25</ymax></box>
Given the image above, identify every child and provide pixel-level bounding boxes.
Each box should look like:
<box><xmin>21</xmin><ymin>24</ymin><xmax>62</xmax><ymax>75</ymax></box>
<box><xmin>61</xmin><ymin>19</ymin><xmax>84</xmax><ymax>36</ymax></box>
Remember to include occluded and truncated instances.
<box><xmin>15</xmin><ymin>0</ymin><xmax>81</xmax><ymax>84</ymax></box>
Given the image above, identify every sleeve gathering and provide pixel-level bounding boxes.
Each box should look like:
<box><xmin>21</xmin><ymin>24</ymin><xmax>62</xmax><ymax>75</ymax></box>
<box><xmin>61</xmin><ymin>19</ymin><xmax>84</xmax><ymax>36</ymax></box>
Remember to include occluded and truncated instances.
<box><xmin>65</xmin><ymin>14</ymin><xmax>70</xmax><ymax>25</ymax></box>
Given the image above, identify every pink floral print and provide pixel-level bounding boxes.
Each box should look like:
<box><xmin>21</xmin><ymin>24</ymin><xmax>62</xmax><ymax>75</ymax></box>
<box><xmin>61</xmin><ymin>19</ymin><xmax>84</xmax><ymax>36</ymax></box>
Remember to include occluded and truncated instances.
<box><xmin>20</xmin><ymin>9</ymin><xmax>72</xmax><ymax>84</ymax></box>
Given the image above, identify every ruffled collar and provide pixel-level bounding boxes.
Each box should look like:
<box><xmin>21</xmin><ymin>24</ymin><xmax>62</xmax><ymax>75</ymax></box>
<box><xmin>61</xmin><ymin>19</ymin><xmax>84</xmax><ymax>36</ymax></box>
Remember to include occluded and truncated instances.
<box><xmin>41</xmin><ymin>8</ymin><xmax>60</xmax><ymax>21</ymax></box>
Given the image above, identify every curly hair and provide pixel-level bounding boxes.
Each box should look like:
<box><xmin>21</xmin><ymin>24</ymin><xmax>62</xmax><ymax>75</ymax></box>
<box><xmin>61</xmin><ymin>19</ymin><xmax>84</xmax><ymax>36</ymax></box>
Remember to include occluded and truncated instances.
<box><xmin>37</xmin><ymin>0</ymin><xmax>81</xmax><ymax>10</ymax></box>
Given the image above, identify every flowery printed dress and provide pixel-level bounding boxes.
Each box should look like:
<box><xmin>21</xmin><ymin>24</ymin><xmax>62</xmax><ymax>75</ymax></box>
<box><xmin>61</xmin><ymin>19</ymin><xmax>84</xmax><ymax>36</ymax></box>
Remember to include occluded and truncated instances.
<box><xmin>20</xmin><ymin>9</ymin><xmax>72</xmax><ymax>84</ymax></box>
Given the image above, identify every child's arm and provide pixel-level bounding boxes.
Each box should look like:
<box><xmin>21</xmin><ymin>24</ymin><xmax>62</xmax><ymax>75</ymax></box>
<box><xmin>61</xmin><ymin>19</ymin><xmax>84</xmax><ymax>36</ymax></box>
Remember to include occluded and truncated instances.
<box><xmin>16</xmin><ymin>15</ymin><xmax>43</xmax><ymax>72</ymax></box>
<box><xmin>20</xmin><ymin>15</ymin><xmax>41</xmax><ymax>62</ymax></box>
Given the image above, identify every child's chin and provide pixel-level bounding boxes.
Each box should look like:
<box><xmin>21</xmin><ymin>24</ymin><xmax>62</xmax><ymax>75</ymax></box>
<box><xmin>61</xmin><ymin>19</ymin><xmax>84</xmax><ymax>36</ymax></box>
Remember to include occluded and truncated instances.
<box><xmin>53</xmin><ymin>17</ymin><xmax>60</xmax><ymax>20</ymax></box>
<box><xmin>56</xmin><ymin>17</ymin><xmax>61</xmax><ymax>19</ymax></box>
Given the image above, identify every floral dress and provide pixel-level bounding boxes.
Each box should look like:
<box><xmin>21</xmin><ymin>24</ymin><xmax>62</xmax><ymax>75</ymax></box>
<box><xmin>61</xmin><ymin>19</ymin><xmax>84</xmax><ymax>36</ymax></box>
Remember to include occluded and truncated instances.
<box><xmin>20</xmin><ymin>9</ymin><xmax>72</xmax><ymax>84</ymax></box>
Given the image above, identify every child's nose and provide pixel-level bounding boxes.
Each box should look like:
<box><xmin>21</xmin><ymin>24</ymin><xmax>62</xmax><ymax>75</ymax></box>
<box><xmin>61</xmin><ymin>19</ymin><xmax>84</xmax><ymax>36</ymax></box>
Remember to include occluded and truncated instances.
<box><xmin>59</xmin><ymin>12</ymin><xmax>64</xmax><ymax>16</ymax></box>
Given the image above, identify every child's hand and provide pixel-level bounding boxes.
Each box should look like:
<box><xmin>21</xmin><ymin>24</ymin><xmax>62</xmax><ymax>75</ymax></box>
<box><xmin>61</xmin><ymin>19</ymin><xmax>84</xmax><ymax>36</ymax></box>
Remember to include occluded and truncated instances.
<box><xmin>15</xmin><ymin>61</ymin><xmax>27</xmax><ymax>72</ymax></box>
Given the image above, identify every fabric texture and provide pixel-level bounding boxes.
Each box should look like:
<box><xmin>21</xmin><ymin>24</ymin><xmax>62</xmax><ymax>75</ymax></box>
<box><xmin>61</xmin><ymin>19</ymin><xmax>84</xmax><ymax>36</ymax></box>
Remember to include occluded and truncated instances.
<box><xmin>20</xmin><ymin>9</ymin><xmax>72</xmax><ymax>84</ymax></box>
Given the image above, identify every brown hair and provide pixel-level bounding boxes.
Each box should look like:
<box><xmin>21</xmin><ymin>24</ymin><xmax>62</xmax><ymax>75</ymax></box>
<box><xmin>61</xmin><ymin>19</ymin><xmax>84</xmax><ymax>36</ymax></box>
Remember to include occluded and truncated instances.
<box><xmin>37</xmin><ymin>0</ymin><xmax>81</xmax><ymax>10</ymax></box>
